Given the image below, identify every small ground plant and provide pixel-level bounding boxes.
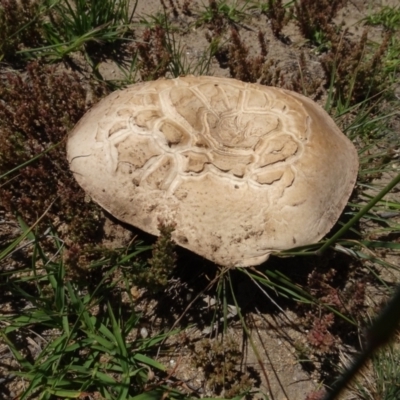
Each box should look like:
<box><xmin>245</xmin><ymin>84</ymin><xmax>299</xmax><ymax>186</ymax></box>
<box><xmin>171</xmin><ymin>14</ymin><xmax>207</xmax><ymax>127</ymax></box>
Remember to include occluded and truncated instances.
<box><xmin>0</xmin><ymin>0</ymin><xmax>399</xmax><ymax>398</ymax></box>
<box><xmin>0</xmin><ymin>0</ymin><xmax>43</xmax><ymax>62</ymax></box>
<box><xmin>294</xmin><ymin>0</ymin><xmax>346</xmax><ymax>47</ymax></box>
<box><xmin>0</xmin><ymin>227</ymin><xmax>187</xmax><ymax>399</ymax></box>
<box><xmin>192</xmin><ymin>335</ymin><xmax>252</xmax><ymax>397</ymax></box>
<box><xmin>0</xmin><ymin>61</ymin><xmax>106</xmax><ymax>246</ymax></box>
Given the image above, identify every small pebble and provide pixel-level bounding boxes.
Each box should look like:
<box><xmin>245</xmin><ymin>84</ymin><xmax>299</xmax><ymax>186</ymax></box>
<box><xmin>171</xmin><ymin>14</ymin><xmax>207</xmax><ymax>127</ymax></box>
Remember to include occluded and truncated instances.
<box><xmin>140</xmin><ymin>327</ymin><xmax>149</xmax><ymax>339</ymax></box>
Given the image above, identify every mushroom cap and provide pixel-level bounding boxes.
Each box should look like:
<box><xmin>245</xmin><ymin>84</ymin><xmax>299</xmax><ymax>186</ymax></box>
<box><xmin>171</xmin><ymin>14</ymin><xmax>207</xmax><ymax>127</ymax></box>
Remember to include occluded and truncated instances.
<box><xmin>67</xmin><ymin>76</ymin><xmax>358</xmax><ymax>267</ymax></box>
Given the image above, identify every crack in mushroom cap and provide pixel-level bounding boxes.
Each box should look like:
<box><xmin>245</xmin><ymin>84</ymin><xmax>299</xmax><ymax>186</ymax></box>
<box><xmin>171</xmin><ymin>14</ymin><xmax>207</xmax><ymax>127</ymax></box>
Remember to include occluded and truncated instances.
<box><xmin>67</xmin><ymin>76</ymin><xmax>358</xmax><ymax>267</ymax></box>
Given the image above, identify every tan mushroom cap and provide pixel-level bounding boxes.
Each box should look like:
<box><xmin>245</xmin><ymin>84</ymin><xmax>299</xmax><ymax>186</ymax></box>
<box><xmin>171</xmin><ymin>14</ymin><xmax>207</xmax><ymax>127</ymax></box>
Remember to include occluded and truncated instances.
<box><xmin>67</xmin><ymin>76</ymin><xmax>358</xmax><ymax>267</ymax></box>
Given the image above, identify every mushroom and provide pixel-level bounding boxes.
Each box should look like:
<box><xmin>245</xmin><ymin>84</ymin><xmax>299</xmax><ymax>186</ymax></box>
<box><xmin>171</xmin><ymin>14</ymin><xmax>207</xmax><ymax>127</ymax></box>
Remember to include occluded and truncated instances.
<box><xmin>67</xmin><ymin>76</ymin><xmax>358</xmax><ymax>267</ymax></box>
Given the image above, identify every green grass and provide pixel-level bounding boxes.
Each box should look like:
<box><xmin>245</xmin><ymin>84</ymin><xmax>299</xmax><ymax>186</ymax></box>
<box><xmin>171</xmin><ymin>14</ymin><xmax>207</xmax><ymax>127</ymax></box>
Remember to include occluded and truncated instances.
<box><xmin>195</xmin><ymin>0</ymin><xmax>251</xmax><ymax>27</ymax></box>
<box><xmin>364</xmin><ymin>4</ymin><xmax>400</xmax><ymax>31</ymax></box>
<box><xmin>0</xmin><ymin>222</ymin><xmax>176</xmax><ymax>399</ymax></box>
<box><xmin>354</xmin><ymin>342</ymin><xmax>400</xmax><ymax>400</ymax></box>
<box><xmin>1</xmin><ymin>0</ymin><xmax>400</xmax><ymax>398</ymax></box>
<box><xmin>29</xmin><ymin>0</ymin><xmax>135</xmax><ymax>61</ymax></box>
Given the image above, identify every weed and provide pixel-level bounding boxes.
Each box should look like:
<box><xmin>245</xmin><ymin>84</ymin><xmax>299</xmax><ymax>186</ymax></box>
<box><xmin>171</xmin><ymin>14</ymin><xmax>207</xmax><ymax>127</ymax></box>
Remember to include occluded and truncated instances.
<box><xmin>264</xmin><ymin>0</ymin><xmax>290</xmax><ymax>38</ymax></box>
<box><xmin>196</xmin><ymin>0</ymin><xmax>250</xmax><ymax>35</ymax></box>
<box><xmin>364</xmin><ymin>5</ymin><xmax>400</xmax><ymax>31</ymax></box>
<box><xmin>294</xmin><ymin>0</ymin><xmax>346</xmax><ymax>47</ymax></box>
<box><xmin>0</xmin><ymin>0</ymin><xmax>43</xmax><ymax>62</ymax></box>
<box><xmin>168</xmin><ymin>39</ymin><xmax>216</xmax><ymax>77</ymax></box>
<box><xmin>302</xmin><ymin>266</ymin><xmax>367</xmax><ymax>358</ymax></box>
<box><xmin>321</xmin><ymin>29</ymin><xmax>393</xmax><ymax>106</ymax></box>
<box><xmin>282</xmin><ymin>51</ymin><xmax>324</xmax><ymax>97</ymax></box>
<box><xmin>0</xmin><ymin>229</ymin><xmax>182</xmax><ymax>399</ymax></box>
<box><xmin>134</xmin><ymin>221</ymin><xmax>177</xmax><ymax>293</ymax></box>
<box><xmin>23</xmin><ymin>0</ymin><xmax>136</xmax><ymax>61</ymax></box>
<box><xmin>0</xmin><ymin>61</ymin><xmax>107</xmax><ymax>245</ymax></box>
<box><xmin>1</xmin><ymin>0</ymin><xmax>400</xmax><ymax>398</ymax></box>
<box><xmin>159</xmin><ymin>0</ymin><xmax>193</xmax><ymax>17</ymax></box>
<box><xmin>192</xmin><ymin>335</ymin><xmax>252</xmax><ymax>397</ymax></box>
<box><xmin>197</xmin><ymin>0</ymin><xmax>226</xmax><ymax>35</ymax></box>
<box><xmin>305</xmin><ymin>389</ymin><xmax>327</xmax><ymax>400</ymax></box>
<box><xmin>325</xmin><ymin>283</ymin><xmax>400</xmax><ymax>400</ymax></box>
<box><xmin>307</xmin><ymin>313</ymin><xmax>336</xmax><ymax>354</ymax></box>
<box><xmin>135</xmin><ymin>13</ymin><xmax>214</xmax><ymax>79</ymax></box>
<box><xmin>221</xmin><ymin>28</ymin><xmax>323</xmax><ymax>95</ymax></box>
<box><xmin>135</xmin><ymin>24</ymin><xmax>172</xmax><ymax>80</ymax></box>
<box><xmin>160</xmin><ymin>0</ymin><xmax>180</xmax><ymax>18</ymax></box>
<box><xmin>383</xmin><ymin>35</ymin><xmax>400</xmax><ymax>75</ymax></box>
<box><xmin>354</xmin><ymin>343</ymin><xmax>400</xmax><ymax>399</ymax></box>
<box><xmin>181</xmin><ymin>0</ymin><xmax>192</xmax><ymax>17</ymax></box>
<box><xmin>225</xmin><ymin>27</ymin><xmax>266</xmax><ymax>82</ymax></box>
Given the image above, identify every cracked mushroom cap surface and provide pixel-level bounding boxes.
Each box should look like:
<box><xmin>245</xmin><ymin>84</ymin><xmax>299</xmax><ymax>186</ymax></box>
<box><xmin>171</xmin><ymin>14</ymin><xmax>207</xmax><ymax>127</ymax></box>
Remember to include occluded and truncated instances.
<box><xmin>67</xmin><ymin>76</ymin><xmax>358</xmax><ymax>267</ymax></box>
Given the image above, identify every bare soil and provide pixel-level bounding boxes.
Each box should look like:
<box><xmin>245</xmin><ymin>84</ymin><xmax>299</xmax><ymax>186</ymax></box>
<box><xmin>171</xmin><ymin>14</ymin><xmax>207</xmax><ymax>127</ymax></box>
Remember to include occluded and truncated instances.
<box><xmin>1</xmin><ymin>0</ymin><xmax>399</xmax><ymax>399</ymax></box>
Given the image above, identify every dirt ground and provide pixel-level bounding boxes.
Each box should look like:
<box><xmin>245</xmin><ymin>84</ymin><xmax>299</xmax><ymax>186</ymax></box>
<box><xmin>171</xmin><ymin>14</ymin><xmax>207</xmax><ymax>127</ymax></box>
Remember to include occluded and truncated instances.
<box><xmin>127</xmin><ymin>1</ymin><xmax>399</xmax><ymax>399</ymax></box>
<box><xmin>95</xmin><ymin>1</ymin><xmax>399</xmax><ymax>399</ymax></box>
<box><xmin>1</xmin><ymin>0</ymin><xmax>400</xmax><ymax>399</ymax></box>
